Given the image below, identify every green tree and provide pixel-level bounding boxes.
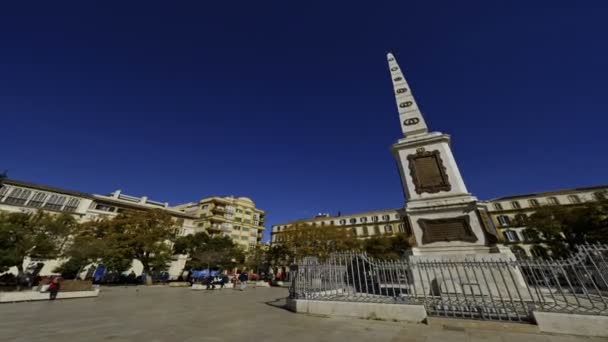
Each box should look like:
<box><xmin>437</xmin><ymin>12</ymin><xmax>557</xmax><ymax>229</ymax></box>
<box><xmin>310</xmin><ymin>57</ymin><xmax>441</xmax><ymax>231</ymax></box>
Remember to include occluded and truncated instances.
<box><xmin>174</xmin><ymin>232</ymin><xmax>244</xmax><ymax>272</ymax></box>
<box><xmin>363</xmin><ymin>233</ymin><xmax>412</xmax><ymax>259</ymax></box>
<box><xmin>0</xmin><ymin>211</ymin><xmax>77</xmax><ymax>288</ymax></box>
<box><xmin>526</xmin><ymin>200</ymin><xmax>608</xmax><ymax>256</ymax></box>
<box><xmin>115</xmin><ymin>209</ymin><xmax>180</xmax><ymax>283</ymax></box>
<box><xmin>279</xmin><ymin>224</ymin><xmax>360</xmax><ymax>261</ymax></box>
<box><xmin>244</xmin><ymin>245</ymin><xmax>268</xmax><ymax>274</ymax></box>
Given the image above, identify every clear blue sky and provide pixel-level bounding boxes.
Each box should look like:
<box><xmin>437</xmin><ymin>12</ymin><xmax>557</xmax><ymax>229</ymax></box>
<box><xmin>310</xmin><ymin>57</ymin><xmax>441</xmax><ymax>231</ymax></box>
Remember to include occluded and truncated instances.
<box><xmin>1</xmin><ymin>1</ymin><xmax>607</xmax><ymax>241</ymax></box>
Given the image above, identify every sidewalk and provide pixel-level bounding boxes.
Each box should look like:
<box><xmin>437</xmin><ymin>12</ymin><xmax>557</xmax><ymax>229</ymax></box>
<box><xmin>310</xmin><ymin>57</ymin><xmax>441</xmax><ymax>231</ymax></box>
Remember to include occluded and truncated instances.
<box><xmin>0</xmin><ymin>286</ymin><xmax>604</xmax><ymax>341</ymax></box>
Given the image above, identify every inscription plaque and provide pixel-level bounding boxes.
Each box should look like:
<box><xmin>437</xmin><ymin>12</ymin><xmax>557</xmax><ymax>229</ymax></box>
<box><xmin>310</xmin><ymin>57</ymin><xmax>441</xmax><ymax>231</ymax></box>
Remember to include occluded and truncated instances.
<box><xmin>418</xmin><ymin>216</ymin><xmax>477</xmax><ymax>244</ymax></box>
<box><xmin>407</xmin><ymin>150</ymin><xmax>451</xmax><ymax>194</ymax></box>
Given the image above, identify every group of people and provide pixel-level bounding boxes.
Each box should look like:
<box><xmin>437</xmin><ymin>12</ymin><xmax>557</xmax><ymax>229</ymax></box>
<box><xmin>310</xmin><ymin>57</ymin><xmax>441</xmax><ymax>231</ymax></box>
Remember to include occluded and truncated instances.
<box><xmin>198</xmin><ymin>272</ymin><xmax>250</xmax><ymax>291</ymax></box>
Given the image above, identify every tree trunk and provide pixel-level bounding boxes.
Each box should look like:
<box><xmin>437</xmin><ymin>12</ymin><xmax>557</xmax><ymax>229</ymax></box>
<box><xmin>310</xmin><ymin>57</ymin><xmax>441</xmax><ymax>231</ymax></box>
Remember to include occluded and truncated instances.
<box><xmin>142</xmin><ymin>261</ymin><xmax>153</xmax><ymax>285</ymax></box>
<box><xmin>16</xmin><ymin>263</ymin><xmax>24</xmax><ymax>291</ymax></box>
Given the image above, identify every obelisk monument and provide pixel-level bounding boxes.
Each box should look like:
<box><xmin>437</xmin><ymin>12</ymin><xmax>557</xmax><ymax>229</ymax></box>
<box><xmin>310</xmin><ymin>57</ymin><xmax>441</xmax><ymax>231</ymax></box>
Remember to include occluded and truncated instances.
<box><xmin>387</xmin><ymin>52</ymin><xmax>504</xmax><ymax>256</ymax></box>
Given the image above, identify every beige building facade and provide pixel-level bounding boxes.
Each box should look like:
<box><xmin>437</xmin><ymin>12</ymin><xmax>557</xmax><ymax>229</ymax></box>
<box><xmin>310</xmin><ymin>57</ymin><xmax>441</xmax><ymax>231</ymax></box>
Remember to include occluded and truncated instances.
<box><xmin>484</xmin><ymin>185</ymin><xmax>608</xmax><ymax>257</ymax></box>
<box><xmin>173</xmin><ymin>196</ymin><xmax>265</xmax><ymax>251</ymax></box>
<box><xmin>0</xmin><ymin>179</ymin><xmax>200</xmax><ymax>278</ymax></box>
<box><xmin>271</xmin><ymin>208</ymin><xmax>409</xmax><ymax>245</ymax></box>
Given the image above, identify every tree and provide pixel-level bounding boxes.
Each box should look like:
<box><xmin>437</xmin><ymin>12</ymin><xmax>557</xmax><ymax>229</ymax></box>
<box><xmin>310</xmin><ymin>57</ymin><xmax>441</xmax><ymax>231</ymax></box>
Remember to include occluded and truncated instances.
<box><xmin>279</xmin><ymin>224</ymin><xmax>361</xmax><ymax>261</ymax></box>
<box><xmin>362</xmin><ymin>233</ymin><xmax>412</xmax><ymax>259</ymax></box>
<box><xmin>174</xmin><ymin>232</ymin><xmax>244</xmax><ymax>272</ymax></box>
<box><xmin>58</xmin><ymin>218</ymin><xmax>131</xmax><ymax>278</ymax></box>
<box><xmin>114</xmin><ymin>209</ymin><xmax>180</xmax><ymax>283</ymax></box>
<box><xmin>0</xmin><ymin>211</ymin><xmax>77</xmax><ymax>288</ymax></box>
<box><xmin>244</xmin><ymin>245</ymin><xmax>268</xmax><ymax>274</ymax></box>
<box><xmin>525</xmin><ymin>200</ymin><xmax>608</xmax><ymax>256</ymax></box>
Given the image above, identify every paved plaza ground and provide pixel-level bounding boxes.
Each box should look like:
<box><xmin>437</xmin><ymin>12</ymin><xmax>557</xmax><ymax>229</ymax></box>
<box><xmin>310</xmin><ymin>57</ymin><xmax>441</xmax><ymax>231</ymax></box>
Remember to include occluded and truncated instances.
<box><xmin>1</xmin><ymin>286</ymin><xmax>606</xmax><ymax>342</ymax></box>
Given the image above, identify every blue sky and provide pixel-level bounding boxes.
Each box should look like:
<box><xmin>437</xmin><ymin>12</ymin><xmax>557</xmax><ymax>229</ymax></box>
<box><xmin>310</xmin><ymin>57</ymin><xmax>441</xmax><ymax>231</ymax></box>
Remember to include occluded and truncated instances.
<box><xmin>1</xmin><ymin>1</ymin><xmax>607</xmax><ymax>241</ymax></box>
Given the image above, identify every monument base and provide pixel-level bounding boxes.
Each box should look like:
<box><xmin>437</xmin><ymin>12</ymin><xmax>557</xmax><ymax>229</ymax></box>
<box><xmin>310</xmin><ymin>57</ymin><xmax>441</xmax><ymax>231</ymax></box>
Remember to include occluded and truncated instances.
<box><xmin>407</xmin><ymin>246</ymin><xmax>530</xmax><ymax>300</ymax></box>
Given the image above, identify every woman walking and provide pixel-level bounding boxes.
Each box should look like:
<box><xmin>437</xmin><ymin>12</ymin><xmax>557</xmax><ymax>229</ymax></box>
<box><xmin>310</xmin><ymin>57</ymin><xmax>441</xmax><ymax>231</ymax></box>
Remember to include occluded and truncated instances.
<box><xmin>48</xmin><ymin>277</ymin><xmax>61</xmax><ymax>300</ymax></box>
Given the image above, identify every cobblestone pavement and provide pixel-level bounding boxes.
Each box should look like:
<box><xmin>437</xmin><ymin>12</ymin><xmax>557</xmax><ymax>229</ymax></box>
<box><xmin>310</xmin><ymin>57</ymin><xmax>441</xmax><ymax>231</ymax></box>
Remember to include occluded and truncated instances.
<box><xmin>1</xmin><ymin>286</ymin><xmax>606</xmax><ymax>342</ymax></box>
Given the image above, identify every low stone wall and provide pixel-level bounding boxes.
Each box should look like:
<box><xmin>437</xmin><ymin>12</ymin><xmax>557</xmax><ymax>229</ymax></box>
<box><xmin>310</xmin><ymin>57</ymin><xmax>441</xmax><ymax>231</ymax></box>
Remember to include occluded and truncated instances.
<box><xmin>286</xmin><ymin>298</ymin><xmax>427</xmax><ymax>323</ymax></box>
<box><xmin>192</xmin><ymin>283</ymin><xmax>234</xmax><ymax>290</ymax></box>
<box><xmin>0</xmin><ymin>289</ymin><xmax>100</xmax><ymax>303</ymax></box>
<box><xmin>533</xmin><ymin>311</ymin><xmax>608</xmax><ymax>337</ymax></box>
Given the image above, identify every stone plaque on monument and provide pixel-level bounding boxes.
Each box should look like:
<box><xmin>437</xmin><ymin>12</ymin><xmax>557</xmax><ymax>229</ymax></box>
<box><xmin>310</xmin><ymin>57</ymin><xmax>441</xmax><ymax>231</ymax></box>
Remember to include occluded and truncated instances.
<box><xmin>407</xmin><ymin>150</ymin><xmax>451</xmax><ymax>194</ymax></box>
<box><xmin>418</xmin><ymin>216</ymin><xmax>477</xmax><ymax>244</ymax></box>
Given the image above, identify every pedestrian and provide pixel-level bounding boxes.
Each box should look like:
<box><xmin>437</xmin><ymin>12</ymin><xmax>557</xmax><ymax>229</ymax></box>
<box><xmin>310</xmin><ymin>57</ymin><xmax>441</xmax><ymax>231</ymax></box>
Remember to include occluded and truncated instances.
<box><xmin>238</xmin><ymin>272</ymin><xmax>248</xmax><ymax>291</ymax></box>
<box><xmin>48</xmin><ymin>276</ymin><xmax>61</xmax><ymax>300</ymax></box>
<box><xmin>205</xmin><ymin>275</ymin><xmax>215</xmax><ymax>290</ymax></box>
<box><xmin>219</xmin><ymin>274</ymin><xmax>228</xmax><ymax>290</ymax></box>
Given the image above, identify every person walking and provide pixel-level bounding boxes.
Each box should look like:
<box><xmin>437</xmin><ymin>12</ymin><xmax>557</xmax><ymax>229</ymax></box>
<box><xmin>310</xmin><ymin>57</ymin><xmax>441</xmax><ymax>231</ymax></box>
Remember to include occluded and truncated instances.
<box><xmin>48</xmin><ymin>276</ymin><xmax>61</xmax><ymax>300</ymax></box>
<box><xmin>238</xmin><ymin>272</ymin><xmax>248</xmax><ymax>291</ymax></box>
<box><xmin>219</xmin><ymin>274</ymin><xmax>228</xmax><ymax>290</ymax></box>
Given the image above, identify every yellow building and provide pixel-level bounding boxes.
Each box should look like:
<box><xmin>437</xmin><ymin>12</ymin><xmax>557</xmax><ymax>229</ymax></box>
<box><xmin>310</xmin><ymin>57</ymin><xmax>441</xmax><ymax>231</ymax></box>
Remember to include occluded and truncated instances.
<box><xmin>484</xmin><ymin>185</ymin><xmax>608</xmax><ymax>257</ymax></box>
<box><xmin>173</xmin><ymin>196</ymin><xmax>265</xmax><ymax>251</ymax></box>
<box><xmin>271</xmin><ymin>208</ymin><xmax>409</xmax><ymax>245</ymax></box>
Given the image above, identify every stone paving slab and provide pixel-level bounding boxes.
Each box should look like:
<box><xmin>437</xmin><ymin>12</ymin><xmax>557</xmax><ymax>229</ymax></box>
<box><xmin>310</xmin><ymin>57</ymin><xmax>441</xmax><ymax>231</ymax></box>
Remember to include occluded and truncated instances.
<box><xmin>0</xmin><ymin>286</ymin><xmax>606</xmax><ymax>342</ymax></box>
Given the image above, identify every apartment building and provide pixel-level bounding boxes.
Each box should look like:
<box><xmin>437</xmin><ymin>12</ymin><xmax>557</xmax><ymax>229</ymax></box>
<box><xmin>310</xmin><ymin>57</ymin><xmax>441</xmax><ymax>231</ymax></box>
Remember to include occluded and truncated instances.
<box><xmin>0</xmin><ymin>179</ymin><xmax>198</xmax><ymax>278</ymax></box>
<box><xmin>173</xmin><ymin>196</ymin><xmax>265</xmax><ymax>251</ymax></box>
<box><xmin>485</xmin><ymin>185</ymin><xmax>608</xmax><ymax>256</ymax></box>
<box><xmin>271</xmin><ymin>208</ymin><xmax>409</xmax><ymax>245</ymax></box>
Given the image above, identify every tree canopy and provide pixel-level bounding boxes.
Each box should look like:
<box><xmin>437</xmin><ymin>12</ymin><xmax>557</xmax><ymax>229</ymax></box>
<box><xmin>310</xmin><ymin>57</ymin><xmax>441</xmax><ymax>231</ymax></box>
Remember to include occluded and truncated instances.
<box><xmin>0</xmin><ymin>211</ymin><xmax>77</xmax><ymax>286</ymax></box>
<box><xmin>174</xmin><ymin>232</ymin><xmax>244</xmax><ymax>271</ymax></box>
<box><xmin>278</xmin><ymin>224</ymin><xmax>361</xmax><ymax>261</ymax></box>
<box><xmin>62</xmin><ymin>209</ymin><xmax>180</xmax><ymax>282</ymax></box>
<box><xmin>525</xmin><ymin>200</ymin><xmax>608</xmax><ymax>256</ymax></box>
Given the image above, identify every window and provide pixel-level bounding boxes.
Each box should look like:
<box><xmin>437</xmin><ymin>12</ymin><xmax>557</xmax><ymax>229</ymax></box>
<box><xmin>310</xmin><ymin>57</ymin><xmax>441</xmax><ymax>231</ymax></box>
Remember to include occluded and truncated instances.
<box><xmin>511</xmin><ymin>201</ymin><xmax>521</xmax><ymax>209</ymax></box>
<box><xmin>382</xmin><ymin>214</ymin><xmax>390</xmax><ymax>221</ymax></box>
<box><xmin>349</xmin><ymin>218</ymin><xmax>357</xmax><ymax>224</ymax></box>
<box><xmin>360</xmin><ymin>217</ymin><xmax>367</xmax><ymax>223</ymax></box>
<box><xmin>245</xmin><ymin>211</ymin><xmax>251</xmax><ymax>215</ymax></box>
<box><xmin>242</xmin><ymin>227</ymin><xmax>249</xmax><ymax>232</ymax></box>
<box><xmin>510</xmin><ymin>245</ymin><xmax>527</xmax><ymax>259</ymax></box>
<box><xmin>235</xmin><ymin>217</ymin><xmax>242</xmax><ymax>222</ymax></box>
<box><xmin>528</xmin><ymin>199</ymin><xmax>540</xmax><ymax>208</ymax></box>
<box><xmin>234</xmin><ymin>226</ymin><xmax>241</xmax><ymax>230</ymax></box>
<box><xmin>362</xmin><ymin>226</ymin><xmax>369</xmax><ymax>236</ymax></box>
<box><xmin>240</xmin><ymin>236</ymin><xmax>248</xmax><ymax>241</ymax></box>
<box><xmin>373</xmin><ymin>226</ymin><xmax>381</xmax><ymax>235</ymax></box>
<box><xmin>503</xmin><ymin>230</ymin><xmax>519</xmax><ymax>242</ymax></box>
<box><xmin>568</xmin><ymin>195</ymin><xmax>581</xmax><ymax>204</ymax></box>
<box><xmin>514</xmin><ymin>214</ymin><xmax>528</xmax><ymax>225</ymax></box>
<box><xmin>330</xmin><ymin>220</ymin><xmax>334</xmax><ymax>225</ymax></box>
<box><xmin>27</xmin><ymin>192</ymin><xmax>48</xmax><ymax>208</ymax></box>
<box><xmin>395</xmin><ymin>213</ymin><xmax>400</xmax><ymax>219</ymax></box>
<box><xmin>547</xmin><ymin>197</ymin><xmax>559</xmax><ymax>205</ymax></box>
<box><xmin>63</xmin><ymin>198</ymin><xmax>80</xmax><ymax>212</ymax></box>
<box><xmin>351</xmin><ymin>228</ymin><xmax>357</xmax><ymax>236</ymax></box>
<box><xmin>339</xmin><ymin>219</ymin><xmax>346</xmax><ymax>225</ymax></box>
<box><xmin>398</xmin><ymin>223</ymin><xmax>405</xmax><ymax>233</ymax></box>
<box><xmin>43</xmin><ymin>195</ymin><xmax>66</xmax><ymax>210</ymax></box>
<box><xmin>201</xmin><ymin>204</ymin><xmax>209</xmax><ymax>210</ymax></box>
<box><xmin>384</xmin><ymin>225</ymin><xmax>393</xmax><ymax>233</ymax></box>
<box><xmin>244</xmin><ymin>219</ymin><xmax>251</xmax><ymax>224</ymax></box>
<box><xmin>497</xmin><ymin>215</ymin><xmax>511</xmax><ymax>227</ymax></box>
<box><xmin>236</xmin><ymin>209</ymin><xmax>243</xmax><ymax>213</ymax></box>
<box><xmin>493</xmin><ymin>203</ymin><xmax>503</xmax><ymax>210</ymax></box>
<box><xmin>521</xmin><ymin>228</ymin><xmax>540</xmax><ymax>242</ymax></box>
<box><xmin>372</xmin><ymin>216</ymin><xmax>379</xmax><ymax>222</ymax></box>
<box><xmin>0</xmin><ymin>185</ymin><xmax>10</xmax><ymax>199</ymax></box>
<box><xmin>594</xmin><ymin>191</ymin><xmax>607</xmax><ymax>201</ymax></box>
<box><xmin>5</xmin><ymin>188</ymin><xmax>32</xmax><ymax>206</ymax></box>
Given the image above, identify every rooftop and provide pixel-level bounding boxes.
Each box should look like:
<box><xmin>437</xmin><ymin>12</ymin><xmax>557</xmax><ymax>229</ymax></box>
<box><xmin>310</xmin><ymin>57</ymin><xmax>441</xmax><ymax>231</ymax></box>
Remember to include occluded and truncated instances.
<box><xmin>488</xmin><ymin>185</ymin><xmax>608</xmax><ymax>202</ymax></box>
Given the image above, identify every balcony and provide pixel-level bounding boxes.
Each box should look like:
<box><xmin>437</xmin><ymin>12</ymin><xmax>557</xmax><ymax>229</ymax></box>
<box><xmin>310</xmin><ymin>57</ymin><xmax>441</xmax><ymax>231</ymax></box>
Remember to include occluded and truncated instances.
<box><xmin>207</xmin><ymin>224</ymin><xmax>223</xmax><ymax>234</ymax></box>
<box><xmin>211</xmin><ymin>206</ymin><xmax>226</xmax><ymax>213</ymax></box>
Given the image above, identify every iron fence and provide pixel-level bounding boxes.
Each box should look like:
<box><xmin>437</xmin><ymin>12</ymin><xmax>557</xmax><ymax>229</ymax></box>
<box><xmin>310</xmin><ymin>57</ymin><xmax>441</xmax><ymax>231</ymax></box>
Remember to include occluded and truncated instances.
<box><xmin>288</xmin><ymin>244</ymin><xmax>608</xmax><ymax>322</ymax></box>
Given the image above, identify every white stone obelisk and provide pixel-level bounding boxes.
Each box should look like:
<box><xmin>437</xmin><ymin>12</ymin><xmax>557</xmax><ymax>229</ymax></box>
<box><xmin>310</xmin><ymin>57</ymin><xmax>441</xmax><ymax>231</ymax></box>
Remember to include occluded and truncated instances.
<box><xmin>387</xmin><ymin>52</ymin><xmax>504</xmax><ymax>256</ymax></box>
